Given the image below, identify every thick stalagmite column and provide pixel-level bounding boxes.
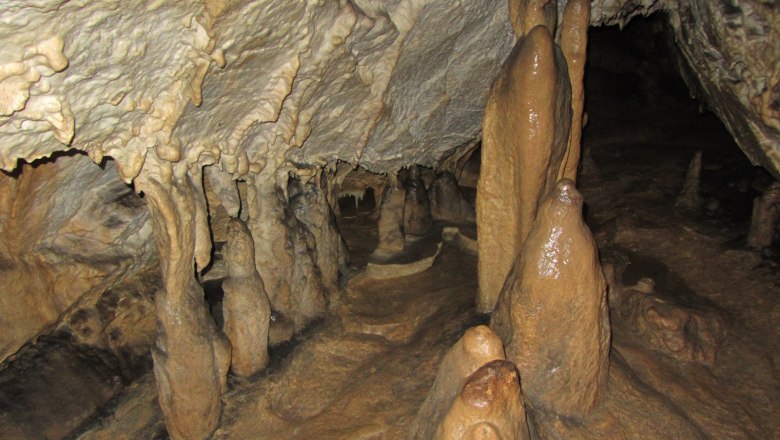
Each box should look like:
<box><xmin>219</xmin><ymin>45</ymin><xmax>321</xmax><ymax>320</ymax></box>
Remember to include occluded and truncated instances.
<box><xmin>559</xmin><ymin>0</ymin><xmax>590</xmax><ymax>182</ymax></box>
<box><xmin>223</xmin><ymin>218</ymin><xmax>272</xmax><ymax>377</ymax></box>
<box><xmin>491</xmin><ymin>180</ymin><xmax>610</xmax><ymax>420</ymax></box>
<box><xmin>135</xmin><ymin>162</ymin><xmax>227</xmax><ymax>440</ymax></box>
<box><xmin>476</xmin><ymin>25</ymin><xmax>572</xmax><ymax>312</ymax></box>
<box><xmin>434</xmin><ymin>360</ymin><xmax>530</xmax><ymax>440</ymax></box>
<box><xmin>403</xmin><ymin>166</ymin><xmax>433</xmax><ymax>236</ymax></box>
<box><xmin>375</xmin><ymin>182</ymin><xmax>407</xmax><ymax>253</ymax></box>
<box><xmin>411</xmin><ymin>325</ymin><xmax>506</xmax><ymax>440</ymax></box>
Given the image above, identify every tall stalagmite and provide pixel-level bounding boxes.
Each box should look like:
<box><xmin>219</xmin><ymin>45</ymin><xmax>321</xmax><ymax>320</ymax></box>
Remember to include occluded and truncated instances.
<box><xmin>559</xmin><ymin>0</ymin><xmax>590</xmax><ymax>182</ymax></box>
<box><xmin>403</xmin><ymin>166</ymin><xmax>433</xmax><ymax>236</ymax></box>
<box><xmin>135</xmin><ymin>160</ymin><xmax>226</xmax><ymax>440</ymax></box>
<box><xmin>375</xmin><ymin>182</ymin><xmax>407</xmax><ymax>253</ymax></box>
<box><xmin>476</xmin><ymin>24</ymin><xmax>572</xmax><ymax>312</ymax></box>
<box><xmin>222</xmin><ymin>218</ymin><xmax>272</xmax><ymax>377</ymax></box>
<box><xmin>491</xmin><ymin>180</ymin><xmax>610</xmax><ymax>419</ymax></box>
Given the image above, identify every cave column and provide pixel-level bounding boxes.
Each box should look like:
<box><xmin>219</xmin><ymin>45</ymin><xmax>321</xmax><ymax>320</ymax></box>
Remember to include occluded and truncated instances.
<box><xmin>135</xmin><ymin>160</ymin><xmax>227</xmax><ymax>440</ymax></box>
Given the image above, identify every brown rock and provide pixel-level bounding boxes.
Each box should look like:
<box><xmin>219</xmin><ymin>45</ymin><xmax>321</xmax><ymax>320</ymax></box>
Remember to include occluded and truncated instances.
<box><xmin>429</xmin><ymin>172</ymin><xmax>475</xmax><ymax>223</ymax></box>
<box><xmin>747</xmin><ymin>181</ymin><xmax>780</xmax><ymax>249</ymax></box>
<box><xmin>222</xmin><ymin>218</ymin><xmax>272</xmax><ymax>377</ymax></box>
<box><xmin>403</xmin><ymin>166</ymin><xmax>433</xmax><ymax>236</ymax></box>
<box><xmin>508</xmin><ymin>0</ymin><xmax>557</xmax><ymax>39</ymax></box>
<box><xmin>476</xmin><ymin>25</ymin><xmax>572</xmax><ymax>312</ymax></box>
<box><xmin>491</xmin><ymin>180</ymin><xmax>610</xmax><ymax>419</ymax></box>
<box><xmin>559</xmin><ymin>0</ymin><xmax>589</xmax><ymax>182</ymax></box>
<box><xmin>675</xmin><ymin>151</ymin><xmax>703</xmax><ymax>212</ymax></box>
<box><xmin>376</xmin><ymin>182</ymin><xmax>406</xmax><ymax>253</ymax></box>
<box><xmin>411</xmin><ymin>325</ymin><xmax>505</xmax><ymax>440</ymax></box>
<box><xmin>434</xmin><ymin>360</ymin><xmax>530</xmax><ymax>440</ymax></box>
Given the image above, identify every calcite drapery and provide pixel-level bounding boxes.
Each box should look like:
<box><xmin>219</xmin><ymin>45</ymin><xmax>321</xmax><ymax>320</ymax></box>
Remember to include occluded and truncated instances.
<box><xmin>223</xmin><ymin>218</ymin><xmax>272</xmax><ymax>377</ymax></box>
<box><xmin>476</xmin><ymin>24</ymin><xmax>572</xmax><ymax>312</ymax></box>
<box><xmin>491</xmin><ymin>180</ymin><xmax>610</xmax><ymax>419</ymax></box>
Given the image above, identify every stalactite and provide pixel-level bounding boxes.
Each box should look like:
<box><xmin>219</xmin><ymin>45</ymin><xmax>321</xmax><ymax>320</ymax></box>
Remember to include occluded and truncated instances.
<box><xmin>559</xmin><ymin>0</ymin><xmax>590</xmax><ymax>182</ymax></box>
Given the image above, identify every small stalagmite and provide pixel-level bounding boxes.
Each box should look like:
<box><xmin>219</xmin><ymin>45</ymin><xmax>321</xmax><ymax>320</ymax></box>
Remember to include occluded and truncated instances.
<box><xmin>747</xmin><ymin>181</ymin><xmax>780</xmax><ymax>249</ymax></box>
<box><xmin>403</xmin><ymin>166</ymin><xmax>433</xmax><ymax>235</ymax></box>
<box><xmin>476</xmin><ymin>25</ymin><xmax>572</xmax><ymax>312</ymax></box>
<box><xmin>411</xmin><ymin>325</ymin><xmax>506</xmax><ymax>440</ymax></box>
<box><xmin>222</xmin><ymin>218</ymin><xmax>272</xmax><ymax>377</ymax></box>
<box><xmin>429</xmin><ymin>171</ymin><xmax>475</xmax><ymax>222</ymax></box>
<box><xmin>375</xmin><ymin>182</ymin><xmax>406</xmax><ymax>253</ymax></box>
<box><xmin>433</xmin><ymin>360</ymin><xmax>530</xmax><ymax>440</ymax></box>
<box><xmin>675</xmin><ymin>151</ymin><xmax>703</xmax><ymax>212</ymax></box>
<box><xmin>491</xmin><ymin>180</ymin><xmax>610</xmax><ymax>420</ymax></box>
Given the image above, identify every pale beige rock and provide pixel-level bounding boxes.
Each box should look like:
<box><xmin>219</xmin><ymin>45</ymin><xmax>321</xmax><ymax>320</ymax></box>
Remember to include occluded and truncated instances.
<box><xmin>747</xmin><ymin>181</ymin><xmax>780</xmax><ymax>249</ymax></box>
<box><xmin>375</xmin><ymin>183</ymin><xmax>406</xmax><ymax>253</ymax></box>
<box><xmin>411</xmin><ymin>325</ymin><xmax>505</xmax><ymax>440</ymax></box>
<box><xmin>559</xmin><ymin>0</ymin><xmax>589</xmax><ymax>182</ymax></box>
<box><xmin>402</xmin><ymin>166</ymin><xmax>433</xmax><ymax>236</ymax></box>
<box><xmin>434</xmin><ymin>360</ymin><xmax>530</xmax><ymax>440</ymax></box>
<box><xmin>429</xmin><ymin>172</ymin><xmax>475</xmax><ymax>223</ymax></box>
<box><xmin>222</xmin><ymin>218</ymin><xmax>272</xmax><ymax>377</ymax></box>
<box><xmin>135</xmin><ymin>159</ymin><xmax>224</xmax><ymax>440</ymax></box>
<box><xmin>476</xmin><ymin>25</ymin><xmax>572</xmax><ymax>312</ymax></box>
<box><xmin>491</xmin><ymin>180</ymin><xmax>609</xmax><ymax>420</ymax></box>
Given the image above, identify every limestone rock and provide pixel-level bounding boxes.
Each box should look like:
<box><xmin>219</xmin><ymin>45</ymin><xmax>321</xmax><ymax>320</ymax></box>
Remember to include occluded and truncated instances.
<box><xmin>402</xmin><ymin>166</ymin><xmax>433</xmax><ymax>236</ymax></box>
<box><xmin>434</xmin><ymin>360</ymin><xmax>530</xmax><ymax>440</ymax></box>
<box><xmin>675</xmin><ymin>151</ymin><xmax>703</xmax><ymax>212</ymax></box>
<box><xmin>411</xmin><ymin>325</ymin><xmax>505</xmax><ymax>440</ymax></box>
<box><xmin>476</xmin><ymin>25</ymin><xmax>572</xmax><ymax>312</ymax></box>
<box><xmin>375</xmin><ymin>183</ymin><xmax>406</xmax><ymax>253</ymax></box>
<box><xmin>491</xmin><ymin>180</ymin><xmax>610</xmax><ymax>420</ymax></box>
<box><xmin>223</xmin><ymin>218</ymin><xmax>272</xmax><ymax>377</ymax></box>
<box><xmin>429</xmin><ymin>172</ymin><xmax>475</xmax><ymax>223</ymax></box>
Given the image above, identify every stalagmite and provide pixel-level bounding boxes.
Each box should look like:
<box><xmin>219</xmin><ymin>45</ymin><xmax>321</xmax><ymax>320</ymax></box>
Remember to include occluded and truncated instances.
<box><xmin>205</xmin><ymin>165</ymin><xmax>241</xmax><ymax>217</ymax></box>
<box><xmin>434</xmin><ymin>360</ymin><xmax>530</xmax><ymax>440</ymax></box>
<box><xmin>559</xmin><ymin>0</ymin><xmax>590</xmax><ymax>182</ymax></box>
<box><xmin>135</xmin><ymin>161</ymin><xmax>225</xmax><ymax>440</ymax></box>
<box><xmin>508</xmin><ymin>0</ymin><xmax>557</xmax><ymax>38</ymax></box>
<box><xmin>675</xmin><ymin>151</ymin><xmax>703</xmax><ymax>212</ymax></box>
<box><xmin>476</xmin><ymin>25</ymin><xmax>572</xmax><ymax>312</ymax></box>
<box><xmin>491</xmin><ymin>180</ymin><xmax>610</xmax><ymax>420</ymax></box>
<box><xmin>429</xmin><ymin>172</ymin><xmax>475</xmax><ymax>222</ymax></box>
<box><xmin>747</xmin><ymin>181</ymin><xmax>780</xmax><ymax>249</ymax></box>
<box><xmin>411</xmin><ymin>325</ymin><xmax>506</xmax><ymax>440</ymax></box>
<box><xmin>403</xmin><ymin>166</ymin><xmax>433</xmax><ymax>236</ymax></box>
<box><xmin>247</xmin><ymin>172</ymin><xmax>326</xmax><ymax>332</ymax></box>
<box><xmin>375</xmin><ymin>182</ymin><xmax>406</xmax><ymax>253</ymax></box>
<box><xmin>222</xmin><ymin>218</ymin><xmax>272</xmax><ymax>377</ymax></box>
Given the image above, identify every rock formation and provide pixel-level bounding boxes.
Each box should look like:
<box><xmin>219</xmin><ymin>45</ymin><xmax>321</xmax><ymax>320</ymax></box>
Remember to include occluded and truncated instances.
<box><xmin>429</xmin><ymin>172</ymin><xmax>475</xmax><ymax>222</ymax></box>
<box><xmin>747</xmin><ymin>181</ymin><xmax>780</xmax><ymax>250</ymax></box>
<box><xmin>476</xmin><ymin>24</ymin><xmax>572</xmax><ymax>312</ymax></box>
<box><xmin>135</xmin><ymin>159</ymin><xmax>226</xmax><ymax>440</ymax></box>
<box><xmin>375</xmin><ymin>182</ymin><xmax>406</xmax><ymax>254</ymax></box>
<box><xmin>222</xmin><ymin>218</ymin><xmax>272</xmax><ymax>377</ymax></box>
<box><xmin>675</xmin><ymin>151</ymin><xmax>703</xmax><ymax>212</ymax></box>
<box><xmin>434</xmin><ymin>360</ymin><xmax>530</xmax><ymax>440</ymax></box>
<box><xmin>492</xmin><ymin>180</ymin><xmax>610</xmax><ymax>419</ymax></box>
<box><xmin>402</xmin><ymin>166</ymin><xmax>433</xmax><ymax>236</ymax></box>
<box><xmin>411</xmin><ymin>325</ymin><xmax>506</xmax><ymax>440</ymax></box>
